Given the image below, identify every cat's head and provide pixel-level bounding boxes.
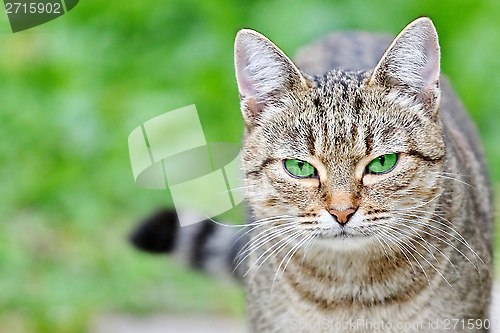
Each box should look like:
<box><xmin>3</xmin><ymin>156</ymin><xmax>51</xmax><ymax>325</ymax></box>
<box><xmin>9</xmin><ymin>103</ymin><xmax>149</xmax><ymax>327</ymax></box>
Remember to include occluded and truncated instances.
<box><xmin>235</xmin><ymin>17</ymin><xmax>445</xmax><ymax>251</ymax></box>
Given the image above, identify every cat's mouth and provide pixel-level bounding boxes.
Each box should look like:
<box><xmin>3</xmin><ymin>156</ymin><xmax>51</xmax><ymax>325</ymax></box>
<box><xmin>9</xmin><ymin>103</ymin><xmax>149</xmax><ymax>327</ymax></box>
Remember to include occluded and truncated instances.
<box><xmin>314</xmin><ymin>227</ymin><xmax>375</xmax><ymax>251</ymax></box>
<box><xmin>315</xmin><ymin>226</ymin><xmax>369</xmax><ymax>239</ymax></box>
<box><xmin>305</xmin><ymin>211</ymin><xmax>377</xmax><ymax>245</ymax></box>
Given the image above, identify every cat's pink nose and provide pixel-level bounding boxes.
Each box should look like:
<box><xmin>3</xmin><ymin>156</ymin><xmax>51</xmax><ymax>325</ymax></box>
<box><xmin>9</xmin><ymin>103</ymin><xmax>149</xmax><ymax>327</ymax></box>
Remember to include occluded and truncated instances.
<box><xmin>329</xmin><ymin>208</ymin><xmax>356</xmax><ymax>225</ymax></box>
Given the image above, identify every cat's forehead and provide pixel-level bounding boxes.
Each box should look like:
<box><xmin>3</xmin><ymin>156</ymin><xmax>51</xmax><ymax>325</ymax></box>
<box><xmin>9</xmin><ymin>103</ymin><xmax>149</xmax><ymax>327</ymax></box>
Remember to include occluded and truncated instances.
<box><xmin>307</xmin><ymin>69</ymin><xmax>373</xmax><ymax>139</ymax></box>
<box><xmin>269</xmin><ymin>69</ymin><xmax>418</xmax><ymax>163</ymax></box>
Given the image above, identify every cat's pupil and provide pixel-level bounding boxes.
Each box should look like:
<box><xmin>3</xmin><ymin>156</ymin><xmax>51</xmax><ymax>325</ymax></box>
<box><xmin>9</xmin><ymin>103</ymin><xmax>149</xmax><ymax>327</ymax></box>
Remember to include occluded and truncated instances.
<box><xmin>379</xmin><ymin>155</ymin><xmax>386</xmax><ymax>165</ymax></box>
<box><xmin>298</xmin><ymin>161</ymin><xmax>304</xmax><ymax>170</ymax></box>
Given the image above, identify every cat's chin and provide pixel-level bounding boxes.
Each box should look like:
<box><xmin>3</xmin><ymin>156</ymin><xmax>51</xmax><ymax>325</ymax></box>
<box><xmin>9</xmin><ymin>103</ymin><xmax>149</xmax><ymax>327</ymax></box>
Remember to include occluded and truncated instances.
<box><xmin>314</xmin><ymin>233</ymin><xmax>375</xmax><ymax>252</ymax></box>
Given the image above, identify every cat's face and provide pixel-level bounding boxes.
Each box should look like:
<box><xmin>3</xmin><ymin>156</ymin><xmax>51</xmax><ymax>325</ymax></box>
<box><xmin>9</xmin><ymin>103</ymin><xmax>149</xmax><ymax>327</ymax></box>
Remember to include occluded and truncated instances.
<box><xmin>236</xmin><ymin>18</ymin><xmax>445</xmax><ymax>251</ymax></box>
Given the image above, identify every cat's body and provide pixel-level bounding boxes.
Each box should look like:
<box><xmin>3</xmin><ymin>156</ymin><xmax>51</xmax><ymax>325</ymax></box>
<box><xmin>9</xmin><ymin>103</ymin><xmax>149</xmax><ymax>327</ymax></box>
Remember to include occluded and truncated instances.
<box><xmin>131</xmin><ymin>18</ymin><xmax>493</xmax><ymax>332</ymax></box>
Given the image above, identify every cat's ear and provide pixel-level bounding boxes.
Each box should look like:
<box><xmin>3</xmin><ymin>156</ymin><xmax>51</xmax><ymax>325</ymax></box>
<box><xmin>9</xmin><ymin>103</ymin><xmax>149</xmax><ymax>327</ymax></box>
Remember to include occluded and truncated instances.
<box><xmin>369</xmin><ymin>17</ymin><xmax>441</xmax><ymax>115</ymax></box>
<box><xmin>235</xmin><ymin>29</ymin><xmax>307</xmax><ymax>126</ymax></box>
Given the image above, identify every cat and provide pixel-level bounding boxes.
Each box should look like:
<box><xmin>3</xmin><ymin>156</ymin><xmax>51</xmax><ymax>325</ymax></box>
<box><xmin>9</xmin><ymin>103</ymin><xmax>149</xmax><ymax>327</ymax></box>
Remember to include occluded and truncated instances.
<box><xmin>131</xmin><ymin>17</ymin><xmax>493</xmax><ymax>332</ymax></box>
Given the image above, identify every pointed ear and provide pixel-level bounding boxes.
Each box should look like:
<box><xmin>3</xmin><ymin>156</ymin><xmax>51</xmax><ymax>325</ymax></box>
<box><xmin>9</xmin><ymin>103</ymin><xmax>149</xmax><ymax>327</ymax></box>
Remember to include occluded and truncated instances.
<box><xmin>234</xmin><ymin>29</ymin><xmax>307</xmax><ymax>126</ymax></box>
<box><xmin>369</xmin><ymin>17</ymin><xmax>441</xmax><ymax>115</ymax></box>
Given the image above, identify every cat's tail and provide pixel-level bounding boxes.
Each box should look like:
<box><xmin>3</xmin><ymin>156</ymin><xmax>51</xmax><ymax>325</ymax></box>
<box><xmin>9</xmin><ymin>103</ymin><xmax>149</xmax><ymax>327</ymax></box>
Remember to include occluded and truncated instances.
<box><xmin>129</xmin><ymin>210</ymin><xmax>246</xmax><ymax>282</ymax></box>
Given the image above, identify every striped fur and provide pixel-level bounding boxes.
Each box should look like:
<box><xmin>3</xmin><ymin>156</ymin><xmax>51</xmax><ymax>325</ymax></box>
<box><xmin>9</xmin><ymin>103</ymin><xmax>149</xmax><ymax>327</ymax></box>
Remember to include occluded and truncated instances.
<box><xmin>237</xmin><ymin>17</ymin><xmax>493</xmax><ymax>332</ymax></box>
<box><xmin>131</xmin><ymin>17</ymin><xmax>493</xmax><ymax>332</ymax></box>
<box><xmin>130</xmin><ymin>210</ymin><xmax>247</xmax><ymax>280</ymax></box>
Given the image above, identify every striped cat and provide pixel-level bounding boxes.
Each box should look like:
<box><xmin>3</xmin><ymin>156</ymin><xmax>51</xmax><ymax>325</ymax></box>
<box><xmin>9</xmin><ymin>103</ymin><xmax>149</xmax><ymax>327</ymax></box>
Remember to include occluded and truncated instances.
<box><xmin>131</xmin><ymin>17</ymin><xmax>493</xmax><ymax>332</ymax></box>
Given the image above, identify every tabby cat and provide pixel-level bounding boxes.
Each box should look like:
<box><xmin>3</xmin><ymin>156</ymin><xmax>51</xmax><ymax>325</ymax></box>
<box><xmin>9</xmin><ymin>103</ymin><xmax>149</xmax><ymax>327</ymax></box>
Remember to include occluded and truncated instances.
<box><xmin>132</xmin><ymin>17</ymin><xmax>493</xmax><ymax>332</ymax></box>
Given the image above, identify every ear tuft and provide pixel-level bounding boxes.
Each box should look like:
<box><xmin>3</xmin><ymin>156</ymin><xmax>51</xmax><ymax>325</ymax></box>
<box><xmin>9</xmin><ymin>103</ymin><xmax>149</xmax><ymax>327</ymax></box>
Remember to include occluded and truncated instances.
<box><xmin>234</xmin><ymin>29</ymin><xmax>306</xmax><ymax>126</ymax></box>
<box><xmin>369</xmin><ymin>17</ymin><xmax>441</xmax><ymax>112</ymax></box>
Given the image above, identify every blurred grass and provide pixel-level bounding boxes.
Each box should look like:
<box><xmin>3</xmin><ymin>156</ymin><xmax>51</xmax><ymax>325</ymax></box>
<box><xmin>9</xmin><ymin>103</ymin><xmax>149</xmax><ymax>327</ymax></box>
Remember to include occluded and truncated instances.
<box><xmin>0</xmin><ymin>0</ymin><xmax>499</xmax><ymax>332</ymax></box>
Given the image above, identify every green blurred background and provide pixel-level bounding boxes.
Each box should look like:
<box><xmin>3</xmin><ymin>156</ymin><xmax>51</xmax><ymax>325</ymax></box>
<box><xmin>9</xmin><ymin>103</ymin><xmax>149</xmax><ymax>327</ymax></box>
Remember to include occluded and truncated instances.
<box><xmin>0</xmin><ymin>0</ymin><xmax>499</xmax><ymax>332</ymax></box>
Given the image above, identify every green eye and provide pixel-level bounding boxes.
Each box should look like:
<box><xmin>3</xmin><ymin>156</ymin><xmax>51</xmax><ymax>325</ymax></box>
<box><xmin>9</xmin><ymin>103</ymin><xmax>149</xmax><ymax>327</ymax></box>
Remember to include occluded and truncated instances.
<box><xmin>367</xmin><ymin>153</ymin><xmax>398</xmax><ymax>174</ymax></box>
<box><xmin>284</xmin><ymin>159</ymin><xmax>316</xmax><ymax>178</ymax></box>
